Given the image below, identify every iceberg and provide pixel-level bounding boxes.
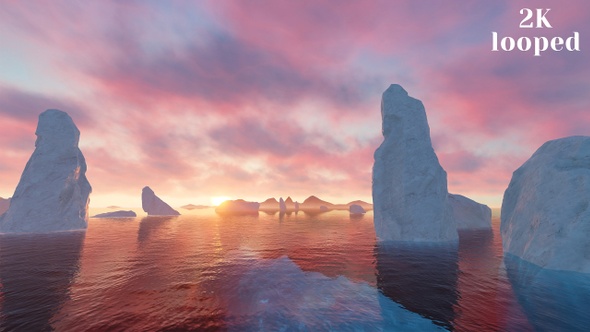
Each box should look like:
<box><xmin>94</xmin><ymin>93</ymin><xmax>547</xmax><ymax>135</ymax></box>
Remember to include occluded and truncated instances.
<box><xmin>448</xmin><ymin>194</ymin><xmax>491</xmax><ymax>230</ymax></box>
<box><xmin>180</xmin><ymin>204</ymin><xmax>208</xmax><ymax>210</ymax></box>
<box><xmin>372</xmin><ymin>85</ymin><xmax>457</xmax><ymax>242</ymax></box>
<box><xmin>259</xmin><ymin>197</ymin><xmax>279</xmax><ymax>210</ymax></box>
<box><xmin>91</xmin><ymin>210</ymin><xmax>137</xmax><ymax>218</ymax></box>
<box><xmin>141</xmin><ymin>186</ymin><xmax>180</xmax><ymax>216</ymax></box>
<box><xmin>0</xmin><ymin>109</ymin><xmax>91</xmax><ymax>233</ymax></box>
<box><xmin>223</xmin><ymin>256</ymin><xmax>442</xmax><ymax>330</ymax></box>
<box><xmin>285</xmin><ymin>196</ymin><xmax>296</xmax><ymax>210</ymax></box>
<box><xmin>349</xmin><ymin>204</ymin><xmax>366</xmax><ymax>215</ymax></box>
<box><xmin>0</xmin><ymin>197</ymin><xmax>10</xmax><ymax>215</ymax></box>
<box><xmin>299</xmin><ymin>195</ymin><xmax>333</xmax><ymax>211</ymax></box>
<box><xmin>346</xmin><ymin>200</ymin><xmax>373</xmax><ymax>211</ymax></box>
<box><xmin>501</xmin><ymin>136</ymin><xmax>590</xmax><ymax>273</ymax></box>
<box><xmin>215</xmin><ymin>199</ymin><xmax>259</xmax><ymax>215</ymax></box>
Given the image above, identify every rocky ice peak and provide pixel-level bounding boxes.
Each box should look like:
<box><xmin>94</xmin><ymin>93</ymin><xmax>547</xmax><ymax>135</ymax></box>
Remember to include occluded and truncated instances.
<box><xmin>141</xmin><ymin>186</ymin><xmax>180</xmax><ymax>216</ymax></box>
<box><xmin>0</xmin><ymin>109</ymin><xmax>91</xmax><ymax>233</ymax></box>
<box><xmin>372</xmin><ymin>85</ymin><xmax>457</xmax><ymax>242</ymax></box>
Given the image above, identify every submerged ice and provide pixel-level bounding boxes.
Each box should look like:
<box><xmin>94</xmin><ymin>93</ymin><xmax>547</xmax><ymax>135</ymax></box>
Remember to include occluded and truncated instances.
<box><xmin>224</xmin><ymin>256</ymin><xmax>442</xmax><ymax>331</ymax></box>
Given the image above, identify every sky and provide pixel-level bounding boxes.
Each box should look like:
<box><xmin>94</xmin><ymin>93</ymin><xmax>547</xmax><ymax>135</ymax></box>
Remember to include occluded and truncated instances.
<box><xmin>0</xmin><ymin>0</ymin><xmax>589</xmax><ymax>208</ymax></box>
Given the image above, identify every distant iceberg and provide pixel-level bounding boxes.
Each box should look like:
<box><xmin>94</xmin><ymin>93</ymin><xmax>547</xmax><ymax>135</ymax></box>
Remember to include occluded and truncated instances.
<box><xmin>0</xmin><ymin>109</ymin><xmax>91</xmax><ymax>233</ymax></box>
<box><xmin>299</xmin><ymin>195</ymin><xmax>333</xmax><ymax>211</ymax></box>
<box><xmin>259</xmin><ymin>197</ymin><xmax>280</xmax><ymax>210</ymax></box>
<box><xmin>91</xmin><ymin>210</ymin><xmax>137</xmax><ymax>218</ymax></box>
<box><xmin>349</xmin><ymin>204</ymin><xmax>366</xmax><ymax>215</ymax></box>
<box><xmin>180</xmin><ymin>204</ymin><xmax>209</xmax><ymax>210</ymax></box>
<box><xmin>448</xmin><ymin>194</ymin><xmax>491</xmax><ymax>230</ymax></box>
<box><xmin>215</xmin><ymin>199</ymin><xmax>259</xmax><ymax>215</ymax></box>
<box><xmin>336</xmin><ymin>200</ymin><xmax>373</xmax><ymax>211</ymax></box>
<box><xmin>285</xmin><ymin>196</ymin><xmax>296</xmax><ymax>210</ymax></box>
<box><xmin>261</xmin><ymin>196</ymin><xmax>371</xmax><ymax>213</ymax></box>
<box><xmin>141</xmin><ymin>186</ymin><xmax>180</xmax><ymax>216</ymax></box>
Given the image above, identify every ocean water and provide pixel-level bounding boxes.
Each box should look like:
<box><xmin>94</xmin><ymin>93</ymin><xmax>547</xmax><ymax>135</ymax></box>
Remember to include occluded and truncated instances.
<box><xmin>1</xmin><ymin>209</ymin><xmax>589</xmax><ymax>331</ymax></box>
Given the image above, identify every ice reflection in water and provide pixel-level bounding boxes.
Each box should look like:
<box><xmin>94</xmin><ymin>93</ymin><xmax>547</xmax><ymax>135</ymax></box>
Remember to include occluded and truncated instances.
<box><xmin>0</xmin><ymin>210</ymin><xmax>585</xmax><ymax>330</ymax></box>
<box><xmin>0</xmin><ymin>231</ymin><xmax>84</xmax><ymax>331</ymax></box>
<box><xmin>375</xmin><ymin>242</ymin><xmax>459</xmax><ymax>330</ymax></box>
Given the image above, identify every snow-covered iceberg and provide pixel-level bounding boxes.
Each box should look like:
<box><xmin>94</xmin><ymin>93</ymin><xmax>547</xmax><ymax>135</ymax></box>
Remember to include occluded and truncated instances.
<box><xmin>372</xmin><ymin>85</ymin><xmax>457</xmax><ymax>242</ymax></box>
<box><xmin>0</xmin><ymin>109</ymin><xmax>91</xmax><ymax>233</ymax></box>
<box><xmin>448</xmin><ymin>194</ymin><xmax>491</xmax><ymax>230</ymax></box>
<box><xmin>501</xmin><ymin>136</ymin><xmax>590</xmax><ymax>273</ymax></box>
<box><xmin>141</xmin><ymin>186</ymin><xmax>180</xmax><ymax>216</ymax></box>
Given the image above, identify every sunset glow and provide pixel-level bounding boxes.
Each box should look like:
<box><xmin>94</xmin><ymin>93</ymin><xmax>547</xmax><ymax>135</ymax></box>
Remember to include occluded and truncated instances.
<box><xmin>0</xmin><ymin>1</ymin><xmax>589</xmax><ymax>209</ymax></box>
<box><xmin>211</xmin><ymin>196</ymin><xmax>231</xmax><ymax>207</ymax></box>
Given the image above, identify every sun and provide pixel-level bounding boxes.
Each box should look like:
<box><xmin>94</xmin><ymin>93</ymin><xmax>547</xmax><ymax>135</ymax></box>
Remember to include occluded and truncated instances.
<box><xmin>211</xmin><ymin>196</ymin><xmax>231</xmax><ymax>206</ymax></box>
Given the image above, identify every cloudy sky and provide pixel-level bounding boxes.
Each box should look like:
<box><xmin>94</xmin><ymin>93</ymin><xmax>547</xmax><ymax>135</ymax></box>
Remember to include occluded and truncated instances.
<box><xmin>1</xmin><ymin>0</ymin><xmax>589</xmax><ymax>208</ymax></box>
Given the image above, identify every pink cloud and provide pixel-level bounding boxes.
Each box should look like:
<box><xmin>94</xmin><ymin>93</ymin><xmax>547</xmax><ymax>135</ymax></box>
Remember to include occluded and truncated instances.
<box><xmin>0</xmin><ymin>1</ymin><xmax>589</xmax><ymax>208</ymax></box>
